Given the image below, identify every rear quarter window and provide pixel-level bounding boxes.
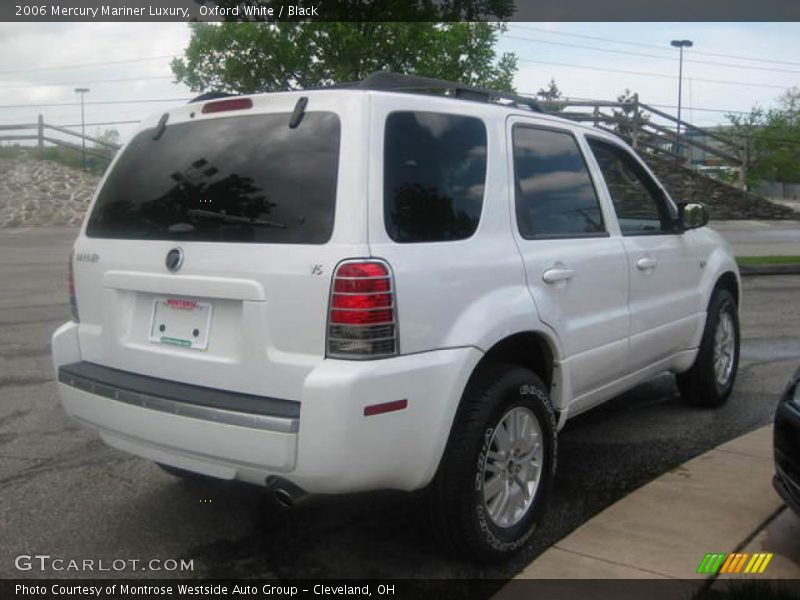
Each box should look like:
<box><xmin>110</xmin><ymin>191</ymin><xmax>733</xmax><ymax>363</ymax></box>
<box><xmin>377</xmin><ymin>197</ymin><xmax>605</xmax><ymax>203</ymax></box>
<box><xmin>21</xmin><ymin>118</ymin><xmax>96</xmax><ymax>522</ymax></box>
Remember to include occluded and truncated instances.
<box><xmin>383</xmin><ymin>111</ymin><xmax>487</xmax><ymax>243</ymax></box>
<box><xmin>86</xmin><ymin>111</ymin><xmax>340</xmax><ymax>244</ymax></box>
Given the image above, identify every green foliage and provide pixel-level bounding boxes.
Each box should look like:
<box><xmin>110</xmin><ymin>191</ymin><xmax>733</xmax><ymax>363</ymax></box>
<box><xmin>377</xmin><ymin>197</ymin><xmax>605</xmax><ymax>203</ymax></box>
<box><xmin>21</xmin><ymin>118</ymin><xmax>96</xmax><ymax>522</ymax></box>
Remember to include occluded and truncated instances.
<box><xmin>172</xmin><ymin>22</ymin><xmax>518</xmax><ymax>94</ymax></box>
<box><xmin>0</xmin><ymin>144</ymin><xmax>21</xmax><ymax>159</ymax></box>
<box><xmin>537</xmin><ymin>78</ymin><xmax>564</xmax><ymax>112</ymax></box>
<box><xmin>723</xmin><ymin>107</ymin><xmax>763</xmax><ymax>187</ymax></box>
<box><xmin>725</xmin><ymin>87</ymin><xmax>800</xmax><ymax>187</ymax></box>
<box><xmin>40</xmin><ymin>146</ymin><xmax>108</xmax><ymax>175</ymax></box>
<box><xmin>736</xmin><ymin>255</ymin><xmax>800</xmax><ymax>266</ymax></box>
<box><xmin>611</xmin><ymin>89</ymin><xmax>650</xmax><ymax>139</ymax></box>
<box><xmin>0</xmin><ymin>143</ymin><xmax>109</xmax><ymax>175</ymax></box>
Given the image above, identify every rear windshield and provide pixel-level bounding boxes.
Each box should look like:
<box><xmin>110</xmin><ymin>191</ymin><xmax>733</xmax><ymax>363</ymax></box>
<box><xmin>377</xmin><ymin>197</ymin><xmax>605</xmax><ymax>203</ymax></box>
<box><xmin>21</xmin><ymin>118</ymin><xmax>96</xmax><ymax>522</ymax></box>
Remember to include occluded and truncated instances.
<box><xmin>87</xmin><ymin>111</ymin><xmax>340</xmax><ymax>244</ymax></box>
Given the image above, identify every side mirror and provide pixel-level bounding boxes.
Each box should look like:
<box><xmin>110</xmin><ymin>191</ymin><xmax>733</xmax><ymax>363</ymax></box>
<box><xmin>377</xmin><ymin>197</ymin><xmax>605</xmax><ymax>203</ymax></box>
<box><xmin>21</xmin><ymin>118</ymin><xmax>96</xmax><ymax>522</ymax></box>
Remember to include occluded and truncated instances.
<box><xmin>679</xmin><ymin>202</ymin><xmax>709</xmax><ymax>230</ymax></box>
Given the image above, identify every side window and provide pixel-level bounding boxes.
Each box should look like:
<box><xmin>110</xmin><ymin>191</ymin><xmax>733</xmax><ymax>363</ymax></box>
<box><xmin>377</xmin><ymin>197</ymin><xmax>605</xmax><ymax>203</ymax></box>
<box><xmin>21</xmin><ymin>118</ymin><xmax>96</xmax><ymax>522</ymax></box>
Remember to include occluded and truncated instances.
<box><xmin>384</xmin><ymin>111</ymin><xmax>487</xmax><ymax>243</ymax></box>
<box><xmin>512</xmin><ymin>126</ymin><xmax>605</xmax><ymax>238</ymax></box>
<box><xmin>587</xmin><ymin>138</ymin><xmax>672</xmax><ymax>235</ymax></box>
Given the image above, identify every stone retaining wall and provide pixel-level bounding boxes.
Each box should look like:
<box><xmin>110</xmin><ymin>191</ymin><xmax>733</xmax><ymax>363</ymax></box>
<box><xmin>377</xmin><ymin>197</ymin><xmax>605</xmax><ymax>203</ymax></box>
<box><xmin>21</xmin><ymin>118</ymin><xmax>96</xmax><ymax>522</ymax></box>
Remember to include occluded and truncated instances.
<box><xmin>639</xmin><ymin>154</ymin><xmax>798</xmax><ymax>220</ymax></box>
<box><xmin>0</xmin><ymin>152</ymin><xmax>797</xmax><ymax>228</ymax></box>
<box><xmin>0</xmin><ymin>157</ymin><xmax>100</xmax><ymax>228</ymax></box>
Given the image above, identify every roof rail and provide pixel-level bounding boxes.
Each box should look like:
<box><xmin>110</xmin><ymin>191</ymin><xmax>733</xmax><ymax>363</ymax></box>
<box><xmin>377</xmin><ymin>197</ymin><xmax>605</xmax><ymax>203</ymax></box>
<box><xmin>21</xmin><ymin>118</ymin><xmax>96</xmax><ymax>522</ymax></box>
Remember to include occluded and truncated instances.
<box><xmin>334</xmin><ymin>71</ymin><xmax>542</xmax><ymax>113</ymax></box>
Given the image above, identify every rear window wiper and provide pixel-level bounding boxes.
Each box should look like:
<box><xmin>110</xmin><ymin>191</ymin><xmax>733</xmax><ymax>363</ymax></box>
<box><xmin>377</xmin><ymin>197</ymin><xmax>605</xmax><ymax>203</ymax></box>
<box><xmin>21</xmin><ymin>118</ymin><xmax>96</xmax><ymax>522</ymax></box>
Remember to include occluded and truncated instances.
<box><xmin>187</xmin><ymin>209</ymin><xmax>286</xmax><ymax>229</ymax></box>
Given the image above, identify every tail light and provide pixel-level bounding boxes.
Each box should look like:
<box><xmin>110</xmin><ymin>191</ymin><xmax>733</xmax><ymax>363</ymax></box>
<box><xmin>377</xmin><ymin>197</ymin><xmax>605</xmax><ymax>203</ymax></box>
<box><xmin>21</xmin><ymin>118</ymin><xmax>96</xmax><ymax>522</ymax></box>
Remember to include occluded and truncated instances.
<box><xmin>327</xmin><ymin>260</ymin><xmax>398</xmax><ymax>359</ymax></box>
<box><xmin>67</xmin><ymin>251</ymin><xmax>79</xmax><ymax>322</ymax></box>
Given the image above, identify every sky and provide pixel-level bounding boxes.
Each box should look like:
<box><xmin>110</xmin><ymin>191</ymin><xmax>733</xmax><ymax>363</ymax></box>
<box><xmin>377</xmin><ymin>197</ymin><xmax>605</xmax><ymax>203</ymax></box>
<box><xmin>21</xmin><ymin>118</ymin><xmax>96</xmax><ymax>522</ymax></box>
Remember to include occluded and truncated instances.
<box><xmin>0</xmin><ymin>22</ymin><xmax>799</xmax><ymax>142</ymax></box>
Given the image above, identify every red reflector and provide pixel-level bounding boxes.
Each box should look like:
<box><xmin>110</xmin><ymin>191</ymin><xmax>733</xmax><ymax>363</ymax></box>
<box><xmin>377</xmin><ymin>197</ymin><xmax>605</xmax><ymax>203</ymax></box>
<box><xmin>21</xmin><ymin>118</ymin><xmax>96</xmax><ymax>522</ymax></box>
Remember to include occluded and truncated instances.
<box><xmin>330</xmin><ymin>309</ymin><xmax>393</xmax><ymax>325</ymax></box>
<box><xmin>336</xmin><ymin>263</ymin><xmax>388</xmax><ymax>278</ymax></box>
<box><xmin>332</xmin><ymin>293</ymin><xmax>391</xmax><ymax>309</ymax></box>
<box><xmin>334</xmin><ymin>278</ymin><xmax>390</xmax><ymax>293</ymax></box>
<box><xmin>201</xmin><ymin>98</ymin><xmax>253</xmax><ymax>114</ymax></box>
<box><xmin>364</xmin><ymin>399</ymin><xmax>408</xmax><ymax>417</ymax></box>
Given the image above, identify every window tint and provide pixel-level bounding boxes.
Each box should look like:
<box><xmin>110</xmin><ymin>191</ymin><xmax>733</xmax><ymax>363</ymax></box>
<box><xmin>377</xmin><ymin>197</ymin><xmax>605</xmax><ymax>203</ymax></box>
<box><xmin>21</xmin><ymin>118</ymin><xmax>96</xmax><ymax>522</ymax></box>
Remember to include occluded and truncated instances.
<box><xmin>87</xmin><ymin>112</ymin><xmax>340</xmax><ymax>244</ymax></box>
<box><xmin>512</xmin><ymin>126</ymin><xmax>604</xmax><ymax>238</ymax></box>
<box><xmin>587</xmin><ymin>138</ymin><xmax>670</xmax><ymax>235</ymax></box>
<box><xmin>384</xmin><ymin>111</ymin><xmax>487</xmax><ymax>243</ymax></box>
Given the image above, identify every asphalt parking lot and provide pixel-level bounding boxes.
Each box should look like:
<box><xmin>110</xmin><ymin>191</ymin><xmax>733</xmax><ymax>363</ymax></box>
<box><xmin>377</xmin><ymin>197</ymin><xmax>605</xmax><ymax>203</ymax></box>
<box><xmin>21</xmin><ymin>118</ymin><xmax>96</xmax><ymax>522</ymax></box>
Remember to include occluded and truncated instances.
<box><xmin>1</xmin><ymin>227</ymin><xmax>799</xmax><ymax>582</ymax></box>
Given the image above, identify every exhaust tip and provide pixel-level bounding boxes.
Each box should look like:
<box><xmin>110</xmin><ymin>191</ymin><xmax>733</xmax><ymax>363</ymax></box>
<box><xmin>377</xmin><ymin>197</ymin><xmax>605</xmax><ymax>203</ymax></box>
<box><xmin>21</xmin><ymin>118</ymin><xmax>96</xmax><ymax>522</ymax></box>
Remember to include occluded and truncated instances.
<box><xmin>265</xmin><ymin>475</ymin><xmax>306</xmax><ymax>509</ymax></box>
<box><xmin>273</xmin><ymin>488</ymin><xmax>294</xmax><ymax>509</ymax></box>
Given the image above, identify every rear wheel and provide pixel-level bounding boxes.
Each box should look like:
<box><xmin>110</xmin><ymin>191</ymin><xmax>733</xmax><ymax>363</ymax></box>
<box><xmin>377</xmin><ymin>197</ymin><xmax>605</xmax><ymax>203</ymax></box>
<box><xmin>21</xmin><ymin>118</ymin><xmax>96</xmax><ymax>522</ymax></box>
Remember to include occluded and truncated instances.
<box><xmin>429</xmin><ymin>364</ymin><xmax>556</xmax><ymax>561</ymax></box>
<box><xmin>677</xmin><ymin>288</ymin><xmax>740</xmax><ymax>407</ymax></box>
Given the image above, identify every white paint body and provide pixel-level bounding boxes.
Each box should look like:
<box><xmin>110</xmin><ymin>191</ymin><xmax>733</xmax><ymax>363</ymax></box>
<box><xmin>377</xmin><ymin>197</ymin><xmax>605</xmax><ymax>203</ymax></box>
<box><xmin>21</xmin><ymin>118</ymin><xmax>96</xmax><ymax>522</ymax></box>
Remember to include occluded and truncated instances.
<box><xmin>51</xmin><ymin>89</ymin><xmax>740</xmax><ymax>493</ymax></box>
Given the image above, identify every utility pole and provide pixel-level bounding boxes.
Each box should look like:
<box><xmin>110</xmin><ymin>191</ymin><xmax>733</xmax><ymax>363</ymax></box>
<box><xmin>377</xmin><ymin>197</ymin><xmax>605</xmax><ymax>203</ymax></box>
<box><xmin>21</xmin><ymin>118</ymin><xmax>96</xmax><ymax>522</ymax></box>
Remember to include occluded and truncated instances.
<box><xmin>670</xmin><ymin>40</ymin><xmax>693</xmax><ymax>161</ymax></box>
<box><xmin>74</xmin><ymin>87</ymin><xmax>90</xmax><ymax>170</ymax></box>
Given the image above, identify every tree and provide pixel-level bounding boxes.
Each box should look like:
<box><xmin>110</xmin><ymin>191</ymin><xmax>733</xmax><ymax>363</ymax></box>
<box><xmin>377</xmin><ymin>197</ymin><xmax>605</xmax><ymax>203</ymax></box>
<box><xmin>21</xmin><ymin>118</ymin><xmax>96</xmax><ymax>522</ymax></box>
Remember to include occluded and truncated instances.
<box><xmin>723</xmin><ymin>88</ymin><xmax>800</xmax><ymax>188</ymax></box>
<box><xmin>536</xmin><ymin>78</ymin><xmax>564</xmax><ymax>112</ymax></box>
<box><xmin>172</xmin><ymin>22</ymin><xmax>518</xmax><ymax>94</ymax></box>
<box><xmin>93</xmin><ymin>128</ymin><xmax>120</xmax><ymax>148</ymax></box>
<box><xmin>610</xmin><ymin>89</ymin><xmax>649</xmax><ymax>143</ymax></box>
<box><xmin>757</xmin><ymin>87</ymin><xmax>800</xmax><ymax>186</ymax></box>
<box><xmin>722</xmin><ymin>107</ymin><xmax>763</xmax><ymax>188</ymax></box>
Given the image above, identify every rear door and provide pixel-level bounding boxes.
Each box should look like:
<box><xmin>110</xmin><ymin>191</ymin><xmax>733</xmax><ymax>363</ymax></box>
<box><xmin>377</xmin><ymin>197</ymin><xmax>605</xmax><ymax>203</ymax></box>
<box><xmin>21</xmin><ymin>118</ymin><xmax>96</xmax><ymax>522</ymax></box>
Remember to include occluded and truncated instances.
<box><xmin>507</xmin><ymin>118</ymin><xmax>630</xmax><ymax>403</ymax></box>
<box><xmin>584</xmin><ymin>136</ymin><xmax>702</xmax><ymax>371</ymax></box>
<box><xmin>71</xmin><ymin>93</ymin><xmax>369</xmax><ymax>402</ymax></box>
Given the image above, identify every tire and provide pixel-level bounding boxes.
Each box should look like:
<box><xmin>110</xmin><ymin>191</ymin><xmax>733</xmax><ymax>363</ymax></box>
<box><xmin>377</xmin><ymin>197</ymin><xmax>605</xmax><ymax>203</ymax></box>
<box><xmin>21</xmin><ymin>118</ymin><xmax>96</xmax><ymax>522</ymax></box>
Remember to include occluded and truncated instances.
<box><xmin>677</xmin><ymin>288</ymin><xmax>740</xmax><ymax>407</ymax></box>
<box><xmin>429</xmin><ymin>364</ymin><xmax>557</xmax><ymax>561</ymax></box>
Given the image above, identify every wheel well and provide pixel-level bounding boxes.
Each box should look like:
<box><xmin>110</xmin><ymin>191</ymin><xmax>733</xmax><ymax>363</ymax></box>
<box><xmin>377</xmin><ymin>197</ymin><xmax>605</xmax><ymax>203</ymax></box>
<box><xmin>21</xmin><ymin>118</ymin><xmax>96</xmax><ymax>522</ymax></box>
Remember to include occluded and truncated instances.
<box><xmin>475</xmin><ymin>332</ymin><xmax>555</xmax><ymax>389</ymax></box>
<box><xmin>714</xmin><ymin>271</ymin><xmax>739</xmax><ymax>306</ymax></box>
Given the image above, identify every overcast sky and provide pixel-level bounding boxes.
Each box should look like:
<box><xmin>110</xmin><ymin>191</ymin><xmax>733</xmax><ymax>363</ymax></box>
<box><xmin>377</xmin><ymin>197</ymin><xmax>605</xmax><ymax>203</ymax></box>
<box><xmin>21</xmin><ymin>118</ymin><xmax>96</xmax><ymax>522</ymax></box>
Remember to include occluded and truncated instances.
<box><xmin>0</xmin><ymin>22</ymin><xmax>799</xmax><ymax>142</ymax></box>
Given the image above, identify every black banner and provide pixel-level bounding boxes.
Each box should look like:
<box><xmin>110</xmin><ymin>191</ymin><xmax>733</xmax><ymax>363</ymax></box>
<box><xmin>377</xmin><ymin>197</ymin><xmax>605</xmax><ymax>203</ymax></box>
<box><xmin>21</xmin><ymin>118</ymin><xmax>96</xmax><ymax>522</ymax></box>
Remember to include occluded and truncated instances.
<box><xmin>3</xmin><ymin>0</ymin><xmax>800</xmax><ymax>22</ymax></box>
<box><xmin>4</xmin><ymin>579</ymin><xmax>800</xmax><ymax>600</ymax></box>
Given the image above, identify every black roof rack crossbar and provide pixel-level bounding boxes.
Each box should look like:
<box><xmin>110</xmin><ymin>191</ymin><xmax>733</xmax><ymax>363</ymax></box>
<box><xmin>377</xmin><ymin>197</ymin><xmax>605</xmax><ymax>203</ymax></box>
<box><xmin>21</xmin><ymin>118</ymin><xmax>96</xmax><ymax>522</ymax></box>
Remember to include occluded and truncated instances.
<box><xmin>192</xmin><ymin>73</ymin><xmax>542</xmax><ymax>113</ymax></box>
<box><xmin>343</xmin><ymin>71</ymin><xmax>542</xmax><ymax>113</ymax></box>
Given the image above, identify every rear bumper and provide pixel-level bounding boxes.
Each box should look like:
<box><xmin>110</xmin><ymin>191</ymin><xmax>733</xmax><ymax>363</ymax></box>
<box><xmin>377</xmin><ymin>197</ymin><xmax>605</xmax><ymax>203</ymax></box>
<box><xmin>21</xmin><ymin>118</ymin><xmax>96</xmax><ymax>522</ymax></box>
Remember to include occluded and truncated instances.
<box><xmin>52</xmin><ymin>322</ymin><xmax>481</xmax><ymax>493</ymax></box>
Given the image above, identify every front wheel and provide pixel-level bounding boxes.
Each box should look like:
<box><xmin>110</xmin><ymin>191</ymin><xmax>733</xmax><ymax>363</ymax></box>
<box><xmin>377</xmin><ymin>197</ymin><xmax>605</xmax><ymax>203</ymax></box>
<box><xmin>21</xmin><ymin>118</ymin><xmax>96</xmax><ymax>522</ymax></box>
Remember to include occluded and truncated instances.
<box><xmin>429</xmin><ymin>365</ymin><xmax>557</xmax><ymax>561</ymax></box>
<box><xmin>677</xmin><ymin>288</ymin><xmax>740</xmax><ymax>407</ymax></box>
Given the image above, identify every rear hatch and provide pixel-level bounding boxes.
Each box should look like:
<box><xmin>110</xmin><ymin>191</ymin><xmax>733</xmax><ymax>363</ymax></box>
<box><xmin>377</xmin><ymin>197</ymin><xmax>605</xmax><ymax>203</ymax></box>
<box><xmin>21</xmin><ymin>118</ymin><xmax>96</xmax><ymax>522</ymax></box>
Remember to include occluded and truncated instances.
<box><xmin>71</xmin><ymin>91</ymin><xmax>369</xmax><ymax>401</ymax></box>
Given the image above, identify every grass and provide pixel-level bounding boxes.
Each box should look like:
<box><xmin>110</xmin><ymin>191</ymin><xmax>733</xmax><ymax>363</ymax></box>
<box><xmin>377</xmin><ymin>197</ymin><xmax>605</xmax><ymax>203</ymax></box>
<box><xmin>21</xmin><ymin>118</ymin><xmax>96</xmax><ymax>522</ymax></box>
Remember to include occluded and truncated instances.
<box><xmin>736</xmin><ymin>256</ymin><xmax>800</xmax><ymax>267</ymax></box>
<box><xmin>0</xmin><ymin>143</ymin><xmax>110</xmax><ymax>175</ymax></box>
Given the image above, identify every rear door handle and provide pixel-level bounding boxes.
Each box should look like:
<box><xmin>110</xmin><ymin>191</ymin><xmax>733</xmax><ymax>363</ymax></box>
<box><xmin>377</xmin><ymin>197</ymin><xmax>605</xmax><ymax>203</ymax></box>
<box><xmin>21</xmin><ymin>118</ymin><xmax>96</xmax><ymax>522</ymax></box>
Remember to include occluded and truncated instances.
<box><xmin>637</xmin><ymin>257</ymin><xmax>658</xmax><ymax>271</ymax></box>
<box><xmin>542</xmin><ymin>267</ymin><xmax>575</xmax><ymax>284</ymax></box>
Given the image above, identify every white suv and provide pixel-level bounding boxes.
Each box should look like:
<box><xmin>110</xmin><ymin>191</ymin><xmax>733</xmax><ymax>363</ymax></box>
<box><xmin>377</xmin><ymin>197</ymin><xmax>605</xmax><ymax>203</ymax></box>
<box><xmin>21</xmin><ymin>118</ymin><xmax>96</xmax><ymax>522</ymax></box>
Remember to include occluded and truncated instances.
<box><xmin>52</xmin><ymin>72</ymin><xmax>741</xmax><ymax>560</ymax></box>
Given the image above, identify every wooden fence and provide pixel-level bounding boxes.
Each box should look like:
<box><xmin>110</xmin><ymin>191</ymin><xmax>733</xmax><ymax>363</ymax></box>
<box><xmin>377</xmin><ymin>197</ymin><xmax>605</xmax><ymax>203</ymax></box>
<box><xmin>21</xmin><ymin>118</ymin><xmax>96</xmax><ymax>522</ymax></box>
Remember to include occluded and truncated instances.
<box><xmin>0</xmin><ymin>101</ymin><xmax>747</xmax><ymax>181</ymax></box>
<box><xmin>538</xmin><ymin>97</ymin><xmax>747</xmax><ymax>184</ymax></box>
<box><xmin>0</xmin><ymin>114</ymin><xmax>121</xmax><ymax>163</ymax></box>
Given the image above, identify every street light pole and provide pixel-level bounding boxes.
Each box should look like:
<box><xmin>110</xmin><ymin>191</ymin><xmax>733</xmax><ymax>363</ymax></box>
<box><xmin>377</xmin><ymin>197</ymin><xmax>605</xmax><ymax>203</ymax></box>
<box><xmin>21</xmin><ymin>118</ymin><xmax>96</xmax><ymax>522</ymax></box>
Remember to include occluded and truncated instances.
<box><xmin>74</xmin><ymin>87</ymin><xmax>90</xmax><ymax>170</ymax></box>
<box><xmin>670</xmin><ymin>40</ymin><xmax>693</xmax><ymax>160</ymax></box>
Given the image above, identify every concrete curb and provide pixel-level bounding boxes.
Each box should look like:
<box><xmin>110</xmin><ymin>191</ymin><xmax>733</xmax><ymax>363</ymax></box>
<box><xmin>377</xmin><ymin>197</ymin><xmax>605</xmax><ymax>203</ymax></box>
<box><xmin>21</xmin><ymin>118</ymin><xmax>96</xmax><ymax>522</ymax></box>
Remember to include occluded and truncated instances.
<box><xmin>739</xmin><ymin>264</ymin><xmax>800</xmax><ymax>276</ymax></box>
<box><xmin>497</xmin><ymin>426</ymin><xmax>791</xmax><ymax>584</ymax></box>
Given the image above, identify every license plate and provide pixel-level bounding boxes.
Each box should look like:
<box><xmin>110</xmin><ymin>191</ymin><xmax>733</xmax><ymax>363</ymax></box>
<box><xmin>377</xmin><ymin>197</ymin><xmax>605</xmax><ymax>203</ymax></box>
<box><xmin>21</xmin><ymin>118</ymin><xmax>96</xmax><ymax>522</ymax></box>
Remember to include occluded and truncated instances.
<box><xmin>149</xmin><ymin>298</ymin><xmax>212</xmax><ymax>350</ymax></box>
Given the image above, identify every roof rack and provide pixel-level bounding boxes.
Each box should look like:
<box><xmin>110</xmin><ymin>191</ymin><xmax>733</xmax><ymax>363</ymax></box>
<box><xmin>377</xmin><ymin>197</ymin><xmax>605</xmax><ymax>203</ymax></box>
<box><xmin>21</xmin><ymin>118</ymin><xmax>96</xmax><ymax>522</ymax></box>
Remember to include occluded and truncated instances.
<box><xmin>334</xmin><ymin>71</ymin><xmax>542</xmax><ymax>113</ymax></box>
